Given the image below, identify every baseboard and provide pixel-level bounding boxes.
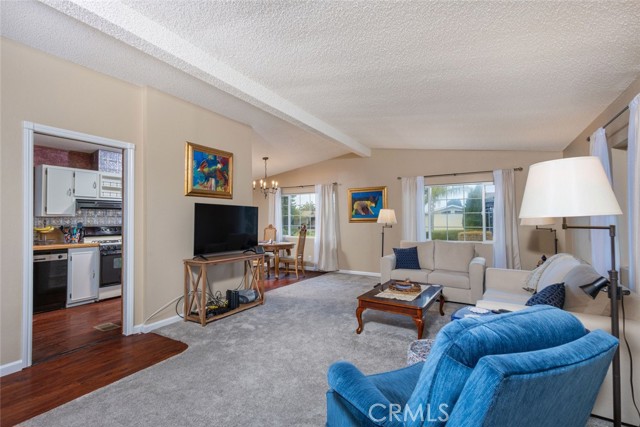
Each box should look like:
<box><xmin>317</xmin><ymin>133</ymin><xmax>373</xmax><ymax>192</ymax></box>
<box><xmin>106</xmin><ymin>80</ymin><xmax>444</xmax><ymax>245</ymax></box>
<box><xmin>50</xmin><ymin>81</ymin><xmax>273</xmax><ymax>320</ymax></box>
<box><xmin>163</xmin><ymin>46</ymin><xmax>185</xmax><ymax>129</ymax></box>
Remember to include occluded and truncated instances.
<box><xmin>133</xmin><ymin>315</ymin><xmax>182</xmax><ymax>334</ymax></box>
<box><xmin>1</xmin><ymin>359</ymin><xmax>24</xmax><ymax>377</ymax></box>
<box><xmin>337</xmin><ymin>269</ymin><xmax>381</xmax><ymax>277</ymax></box>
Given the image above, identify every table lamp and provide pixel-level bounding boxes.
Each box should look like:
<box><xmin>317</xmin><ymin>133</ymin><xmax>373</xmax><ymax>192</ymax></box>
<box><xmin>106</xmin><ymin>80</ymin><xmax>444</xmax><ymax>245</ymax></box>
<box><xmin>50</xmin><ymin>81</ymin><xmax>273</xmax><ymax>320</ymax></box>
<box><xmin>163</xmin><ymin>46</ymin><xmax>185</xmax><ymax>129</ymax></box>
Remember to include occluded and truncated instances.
<box><xmin>519</xmin><ymin>156</ymin><xmax>623</xmax><ymax>426</ymax></box>
<box><xmin>377</xmin><ymin>209</ymin><xmax>397</xmax><ymax>257</ymax></box>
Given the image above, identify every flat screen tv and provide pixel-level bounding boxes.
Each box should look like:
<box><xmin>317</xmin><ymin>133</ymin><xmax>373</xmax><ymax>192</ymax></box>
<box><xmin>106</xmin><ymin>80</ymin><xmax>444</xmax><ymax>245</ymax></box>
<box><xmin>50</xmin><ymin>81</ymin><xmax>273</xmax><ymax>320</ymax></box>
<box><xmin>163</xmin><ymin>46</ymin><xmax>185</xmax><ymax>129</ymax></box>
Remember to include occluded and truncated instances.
<box><xmin>193</xmin><ymin>203</ymin><xmax>258</xmax><ymax>256</ymax></box>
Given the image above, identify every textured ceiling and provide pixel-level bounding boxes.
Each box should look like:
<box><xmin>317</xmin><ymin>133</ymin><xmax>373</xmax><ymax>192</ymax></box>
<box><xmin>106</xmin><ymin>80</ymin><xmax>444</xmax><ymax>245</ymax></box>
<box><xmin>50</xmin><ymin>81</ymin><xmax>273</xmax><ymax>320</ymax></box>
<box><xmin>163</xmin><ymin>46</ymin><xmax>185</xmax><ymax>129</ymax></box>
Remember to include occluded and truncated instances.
<box><xmin>3</xmin><ymin>1</ymin><xmax>640</xmax><ymax>176</ymax></box>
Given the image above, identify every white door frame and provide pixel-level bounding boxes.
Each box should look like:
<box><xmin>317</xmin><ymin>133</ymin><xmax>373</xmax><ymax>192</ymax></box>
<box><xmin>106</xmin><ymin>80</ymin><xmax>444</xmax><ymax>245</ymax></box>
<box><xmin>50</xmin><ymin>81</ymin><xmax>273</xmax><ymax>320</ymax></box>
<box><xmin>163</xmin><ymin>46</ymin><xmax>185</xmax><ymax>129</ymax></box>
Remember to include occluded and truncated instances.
<box><xmin>22</xmin><ymin>122</ymin><xmax>136</xmax><ymax>368</ymax></box>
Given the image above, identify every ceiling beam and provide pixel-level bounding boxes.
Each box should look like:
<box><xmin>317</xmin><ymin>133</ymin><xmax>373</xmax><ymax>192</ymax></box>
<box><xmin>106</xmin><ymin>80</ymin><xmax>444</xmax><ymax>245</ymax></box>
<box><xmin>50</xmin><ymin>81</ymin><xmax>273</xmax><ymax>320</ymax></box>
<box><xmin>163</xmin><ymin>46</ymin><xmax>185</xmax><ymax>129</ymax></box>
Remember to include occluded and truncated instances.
<box><xmin>39</xmin><ymin>0</ymin><xmax>371</xmax><ymax>157</ymax></box>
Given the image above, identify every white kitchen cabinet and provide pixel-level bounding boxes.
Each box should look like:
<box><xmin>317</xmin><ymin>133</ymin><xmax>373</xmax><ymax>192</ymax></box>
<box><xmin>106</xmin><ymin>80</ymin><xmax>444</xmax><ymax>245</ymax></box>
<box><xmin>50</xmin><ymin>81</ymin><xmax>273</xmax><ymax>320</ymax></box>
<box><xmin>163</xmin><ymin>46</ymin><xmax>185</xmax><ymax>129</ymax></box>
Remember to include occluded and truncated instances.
<box><xmin>67</xmin><ymin>246</ymin><xmax>99</xmax><ymax>307</ymax></box>
<box><xmin>99</xmin><ymin>173</ymin><xmax>122</xmax><ymax>199</ymax></box>
<box><xmin>74</xmin><ymin>169</ymin><xmax>99</xmax><ymax>198</ymax></box>
<box><xmin>34</xmin><ymin>165</ymin><xmax>75</xmax><ymax>216</ymax></box>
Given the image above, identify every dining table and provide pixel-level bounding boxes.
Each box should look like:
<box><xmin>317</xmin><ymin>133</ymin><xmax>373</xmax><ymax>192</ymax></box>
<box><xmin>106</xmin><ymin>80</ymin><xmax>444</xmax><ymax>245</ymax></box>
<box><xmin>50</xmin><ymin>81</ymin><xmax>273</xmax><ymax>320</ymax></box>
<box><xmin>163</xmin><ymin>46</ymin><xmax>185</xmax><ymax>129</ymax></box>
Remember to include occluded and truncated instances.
<box><xmin>259</xmin><ymin>241</ymin><xmax>295</xmax><ymax>278</ymax></box>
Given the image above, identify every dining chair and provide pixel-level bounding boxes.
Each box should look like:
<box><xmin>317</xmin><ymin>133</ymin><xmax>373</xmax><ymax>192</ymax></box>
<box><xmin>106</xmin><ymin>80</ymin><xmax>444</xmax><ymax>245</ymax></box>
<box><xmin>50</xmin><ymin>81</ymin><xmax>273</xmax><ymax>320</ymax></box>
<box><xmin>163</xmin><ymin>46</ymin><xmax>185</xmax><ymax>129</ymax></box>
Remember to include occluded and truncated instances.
<box><xmin>262</xmin><ymin>224</ymin><xmax>278</xmax><ymax>278</ymax></box>
<box><xmin>264</xmin><ymin>224</ymin><xmax>277</xmax><ymax>242</ymax></box>
<box><xmin>280</xmin><ymin>224</ymin><xmax>307</xmax><ymax>279</ymax></box>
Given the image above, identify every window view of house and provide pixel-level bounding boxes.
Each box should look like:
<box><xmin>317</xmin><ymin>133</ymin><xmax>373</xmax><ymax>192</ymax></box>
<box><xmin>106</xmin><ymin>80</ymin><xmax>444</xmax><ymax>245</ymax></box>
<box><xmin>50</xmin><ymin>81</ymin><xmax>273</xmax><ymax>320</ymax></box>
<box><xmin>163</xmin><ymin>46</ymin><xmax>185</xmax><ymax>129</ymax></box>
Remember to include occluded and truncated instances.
<box><xmin>424</xmin><ymin>182</ymin><xmax>495</xmax><ymax>242</ymax></box>
<box><xmin>281</xmin><ymin>193</ymin><xmax>316</xmax><ymax>237</ymax></box>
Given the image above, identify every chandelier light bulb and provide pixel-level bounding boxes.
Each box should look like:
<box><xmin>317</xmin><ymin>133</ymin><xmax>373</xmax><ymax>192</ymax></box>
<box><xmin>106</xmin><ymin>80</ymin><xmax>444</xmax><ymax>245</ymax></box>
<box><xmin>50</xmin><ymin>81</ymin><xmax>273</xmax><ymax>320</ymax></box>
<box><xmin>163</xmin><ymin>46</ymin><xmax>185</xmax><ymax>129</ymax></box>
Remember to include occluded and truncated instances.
<box><xmin>253</xmin><ymin>156</ymin><xmax>278</xmax><ymax>198</ymax></box>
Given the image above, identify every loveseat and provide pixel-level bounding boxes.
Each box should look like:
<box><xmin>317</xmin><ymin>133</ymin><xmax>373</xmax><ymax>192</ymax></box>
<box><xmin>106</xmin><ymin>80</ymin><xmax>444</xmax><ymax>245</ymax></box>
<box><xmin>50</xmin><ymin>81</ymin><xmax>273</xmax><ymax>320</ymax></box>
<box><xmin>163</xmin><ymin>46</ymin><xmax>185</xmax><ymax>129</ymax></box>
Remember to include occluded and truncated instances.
<box><xmin>380</xmin><ymin>240</ymin><xmax>492</xmax><ymax>304</ymax></box>
<box><xmin>475</xmin><ymin>253</ymin><xmax>640</xmax><ymax>425</ymax></box>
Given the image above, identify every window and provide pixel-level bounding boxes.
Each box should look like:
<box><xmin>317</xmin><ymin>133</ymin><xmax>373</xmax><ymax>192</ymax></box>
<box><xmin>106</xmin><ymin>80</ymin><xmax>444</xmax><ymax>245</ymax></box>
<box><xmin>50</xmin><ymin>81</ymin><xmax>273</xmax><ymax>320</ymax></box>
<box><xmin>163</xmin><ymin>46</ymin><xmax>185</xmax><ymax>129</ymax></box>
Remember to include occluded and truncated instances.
<box><xmin>281</xmin><ymin>193</ymin><xmax>316</xmax><ymax>237</ymax></box>
<box><xmin>424</xmin><ymin>182</ymin><xmax>494</xmax><ymax>242</ymax></box>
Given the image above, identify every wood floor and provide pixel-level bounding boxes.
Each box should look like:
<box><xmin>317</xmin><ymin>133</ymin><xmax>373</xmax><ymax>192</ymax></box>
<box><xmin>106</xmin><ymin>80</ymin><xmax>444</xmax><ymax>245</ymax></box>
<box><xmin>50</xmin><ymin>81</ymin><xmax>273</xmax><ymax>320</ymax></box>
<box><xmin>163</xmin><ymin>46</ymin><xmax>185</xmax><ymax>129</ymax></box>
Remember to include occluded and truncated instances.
<box><xmin>262</xmin><ymin>268</ymin><xmax>325</xmax><ymax>292</ymax></box>
<box><xmin>0</xmin><ymin>272</ymin><xmax>322</xmax><ymax>426</ymax></box>
<box><xmin>0</xmin><ymin>333</ymin><xmax>187</xmax><ymax>427</ymax></box>
<box><xmin>33</xmin><ymin>297</ymin><xmax>122</xmax><ymax>363</ymax></box>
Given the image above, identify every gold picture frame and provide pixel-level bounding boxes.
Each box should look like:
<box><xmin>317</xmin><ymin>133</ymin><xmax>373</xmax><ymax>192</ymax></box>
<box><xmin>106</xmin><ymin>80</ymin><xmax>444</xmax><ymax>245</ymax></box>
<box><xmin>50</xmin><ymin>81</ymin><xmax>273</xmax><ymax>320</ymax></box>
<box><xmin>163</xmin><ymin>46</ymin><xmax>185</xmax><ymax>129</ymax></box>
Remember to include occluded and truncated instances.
<box><xmin>185</xmin><ymin>142</ymin><xmax>233</xmax><ymax>199</ymax></box>
<box><xmin>348</xmin><ymin>186</ymin><xmax>388</xmax><ymax>222</ymax></box>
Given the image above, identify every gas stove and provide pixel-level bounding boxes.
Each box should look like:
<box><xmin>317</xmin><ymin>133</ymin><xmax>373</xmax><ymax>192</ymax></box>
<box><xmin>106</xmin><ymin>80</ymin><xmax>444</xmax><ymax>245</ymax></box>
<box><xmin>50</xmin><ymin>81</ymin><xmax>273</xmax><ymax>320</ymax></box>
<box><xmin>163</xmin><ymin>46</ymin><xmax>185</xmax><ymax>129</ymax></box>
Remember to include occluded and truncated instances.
<box><xmin>84</xmin><ymin>237</ymin><xmax>122</xmax><ymax>247</ymax></box>
<box><xmin>83</xmin><ymin>226</ymin><xmax>122</xmax><ymax>248</ymax></box>
<box><xmin>83</xmin><ymin>226</ymin><xmax>122</xmax><ymax>300</ymax></box>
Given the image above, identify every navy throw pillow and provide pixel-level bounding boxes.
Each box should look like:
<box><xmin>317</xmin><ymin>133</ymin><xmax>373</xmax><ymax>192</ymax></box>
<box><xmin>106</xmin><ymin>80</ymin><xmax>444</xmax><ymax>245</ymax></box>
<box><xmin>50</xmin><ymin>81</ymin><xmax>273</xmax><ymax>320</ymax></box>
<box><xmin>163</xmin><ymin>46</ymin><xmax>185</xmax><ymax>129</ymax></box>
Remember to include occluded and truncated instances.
<box><xmin>393</xmin><ymin>247</ymin><xmax>421</xmax><ymax>270</ymax></box>
<box><xmin>526</xmin><ymin>283</ymin><xmax>565</xmax><ymax>308</ymax></box>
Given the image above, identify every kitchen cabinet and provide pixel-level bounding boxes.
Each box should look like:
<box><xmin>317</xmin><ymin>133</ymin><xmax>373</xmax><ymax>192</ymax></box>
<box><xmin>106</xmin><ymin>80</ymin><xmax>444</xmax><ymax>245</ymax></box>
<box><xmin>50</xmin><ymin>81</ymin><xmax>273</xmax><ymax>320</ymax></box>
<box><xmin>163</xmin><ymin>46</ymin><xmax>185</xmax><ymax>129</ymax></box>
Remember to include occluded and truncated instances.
<box><xmin>35</xmin><ymin>165</ymin><xmax>121</xmax><ymax>216</ymax></box>
<box><xmin>100</xmin><ymin>173</ymin><xmax>122</xmax><ymax>199</ymax></box>
<box><xmin>74</xmin><ymin>169</ymin><xmax>99</xmax><ymax>198</ymax></box>
<box><xmin>67</xmin><ymin>246</ymin><xmax>99</xmax><ymax>307</ymax></box>
<box><xmin>34</xmin><ymin>165</ymin><xmax>75</xmax><ymax>216</ymax></box>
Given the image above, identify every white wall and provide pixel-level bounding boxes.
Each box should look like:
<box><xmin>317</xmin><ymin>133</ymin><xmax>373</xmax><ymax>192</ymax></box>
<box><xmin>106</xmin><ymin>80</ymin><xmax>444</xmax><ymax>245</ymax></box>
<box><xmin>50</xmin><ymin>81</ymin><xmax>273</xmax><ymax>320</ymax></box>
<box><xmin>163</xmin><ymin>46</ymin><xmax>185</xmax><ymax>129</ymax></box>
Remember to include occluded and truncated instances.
<box><xmin>0</xmin><ymin>39</ymin><xmax>255</xmax><ymax>366</ymax></box>
<box><xmin>255</xmin><ymin>149</ymin><xmax>562</xmax><ymax>274</ymax></box>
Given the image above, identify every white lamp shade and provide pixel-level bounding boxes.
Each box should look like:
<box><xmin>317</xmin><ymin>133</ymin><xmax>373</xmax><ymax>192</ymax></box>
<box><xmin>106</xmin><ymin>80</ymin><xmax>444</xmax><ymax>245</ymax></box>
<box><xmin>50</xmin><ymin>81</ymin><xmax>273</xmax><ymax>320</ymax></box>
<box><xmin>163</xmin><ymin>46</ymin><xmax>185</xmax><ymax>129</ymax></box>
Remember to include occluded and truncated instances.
<box><xmin>519</xmin><ymin>156</ymin><xmax>622</xmax><ymax>219</ymax></box>
<box><xmin>377</xmin><ymin>209</ymin><xmax>397</xmax><ymax>225</ymax></box>
<box><xmin>520</xmin><ymin>217</ymin><xmax>556</xmax><ymax>226</ymax></box>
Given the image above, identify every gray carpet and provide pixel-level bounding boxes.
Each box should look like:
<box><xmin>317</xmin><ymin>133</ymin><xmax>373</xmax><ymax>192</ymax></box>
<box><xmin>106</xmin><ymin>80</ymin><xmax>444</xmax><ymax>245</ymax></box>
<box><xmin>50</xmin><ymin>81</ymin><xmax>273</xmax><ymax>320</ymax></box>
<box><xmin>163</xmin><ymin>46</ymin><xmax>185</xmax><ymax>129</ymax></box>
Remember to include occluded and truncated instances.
<box><xmin>23</xmin><ymin>273</ymin><xmax>612</xmax><ymax>426</ymax></box>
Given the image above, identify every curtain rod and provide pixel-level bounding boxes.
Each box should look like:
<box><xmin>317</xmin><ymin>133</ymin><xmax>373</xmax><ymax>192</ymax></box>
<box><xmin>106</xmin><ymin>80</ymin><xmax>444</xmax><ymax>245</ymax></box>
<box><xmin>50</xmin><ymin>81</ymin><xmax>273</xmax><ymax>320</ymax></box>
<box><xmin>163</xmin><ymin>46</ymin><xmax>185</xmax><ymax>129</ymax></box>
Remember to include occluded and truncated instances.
<box><xmin>279</xmin><ymin>182</ymin><xmax>337</xmax><ymax>190</ymax></box>
<box><xmin>586</xmin><ymin>105</ymin><xmax>630</xmax><ymax>142</ymax></box>
<box><xmin>397</xmin><ymin>167</ymin><xmax>522</xmax><ymax>180</ymax></box>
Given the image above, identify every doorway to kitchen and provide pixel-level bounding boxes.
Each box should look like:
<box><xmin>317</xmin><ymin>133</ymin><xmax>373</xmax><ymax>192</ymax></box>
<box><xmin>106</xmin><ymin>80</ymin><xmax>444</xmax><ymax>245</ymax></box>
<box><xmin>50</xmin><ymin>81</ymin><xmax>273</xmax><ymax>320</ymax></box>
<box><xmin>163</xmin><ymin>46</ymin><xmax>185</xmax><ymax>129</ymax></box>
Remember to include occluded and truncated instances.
<box><xmin>22</xmin><ymin>122</ymin><xmax>135</xmax><ymax>368</ymax></box>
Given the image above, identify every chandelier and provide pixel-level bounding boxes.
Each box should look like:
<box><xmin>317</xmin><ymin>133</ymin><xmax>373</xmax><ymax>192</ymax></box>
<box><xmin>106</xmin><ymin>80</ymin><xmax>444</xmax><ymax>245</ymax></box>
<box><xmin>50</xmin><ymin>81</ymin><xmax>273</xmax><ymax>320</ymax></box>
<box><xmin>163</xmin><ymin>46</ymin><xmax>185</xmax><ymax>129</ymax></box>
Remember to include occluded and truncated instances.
<box><xmin>253</xmin><ymin>157</ymin><xmax>278</xmax><ymax>198</ymax></box>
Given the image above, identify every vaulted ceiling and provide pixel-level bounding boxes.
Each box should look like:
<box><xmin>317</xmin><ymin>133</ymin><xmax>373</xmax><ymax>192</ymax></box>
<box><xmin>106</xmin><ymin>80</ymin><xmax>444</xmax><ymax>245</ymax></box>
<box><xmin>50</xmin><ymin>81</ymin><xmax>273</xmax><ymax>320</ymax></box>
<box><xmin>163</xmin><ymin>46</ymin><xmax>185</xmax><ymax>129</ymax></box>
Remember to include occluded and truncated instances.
<box><xmin>2</xmin><ymin>1</ymin><xmax>640</xmax><ymax>177</ymax></box>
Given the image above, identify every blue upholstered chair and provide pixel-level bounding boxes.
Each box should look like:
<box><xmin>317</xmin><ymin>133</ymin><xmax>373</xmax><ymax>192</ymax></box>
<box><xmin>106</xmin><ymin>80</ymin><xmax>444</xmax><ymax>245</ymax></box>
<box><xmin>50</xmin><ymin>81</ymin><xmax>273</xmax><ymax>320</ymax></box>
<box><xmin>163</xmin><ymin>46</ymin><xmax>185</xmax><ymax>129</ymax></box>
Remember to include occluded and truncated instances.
<box><xmin>326</xmin><ymin>305</ymin><xmax>618</xmax><ymax>427</ymax></box>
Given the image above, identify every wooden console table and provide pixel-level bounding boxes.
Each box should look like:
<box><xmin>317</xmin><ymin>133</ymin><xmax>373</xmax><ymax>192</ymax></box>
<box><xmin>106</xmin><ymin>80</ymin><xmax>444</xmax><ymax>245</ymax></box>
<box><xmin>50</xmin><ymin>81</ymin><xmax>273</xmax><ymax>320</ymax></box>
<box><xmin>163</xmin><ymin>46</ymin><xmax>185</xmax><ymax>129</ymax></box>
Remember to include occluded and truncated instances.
<box><xmin>183</xmin><ymin>252</ymin><xmax>265</xmax><ymax>326</ymax></box>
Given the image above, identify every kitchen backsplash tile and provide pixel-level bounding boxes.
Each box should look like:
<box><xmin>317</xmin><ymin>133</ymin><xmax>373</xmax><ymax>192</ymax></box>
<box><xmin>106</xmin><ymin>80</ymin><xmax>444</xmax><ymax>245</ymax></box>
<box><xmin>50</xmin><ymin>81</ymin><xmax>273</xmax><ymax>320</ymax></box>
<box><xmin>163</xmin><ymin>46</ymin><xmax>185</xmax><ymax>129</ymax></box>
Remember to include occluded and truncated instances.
<box><xmin>93</xmin><ymin>149</ymin><xmax>122</xmax><ymax>174</ymax></box>
<box><xmin>35</xmin><ymin>209</ymin><xmax>122</xmax><ymax>227</ymax></box>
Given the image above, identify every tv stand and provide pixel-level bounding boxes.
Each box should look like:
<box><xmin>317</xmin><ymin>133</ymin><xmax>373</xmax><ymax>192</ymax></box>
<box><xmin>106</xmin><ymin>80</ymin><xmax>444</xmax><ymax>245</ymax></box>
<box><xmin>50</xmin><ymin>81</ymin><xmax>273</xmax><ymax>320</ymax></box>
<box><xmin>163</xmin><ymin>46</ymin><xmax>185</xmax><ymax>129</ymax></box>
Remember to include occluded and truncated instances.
<box><xmin>183</xmin><ymin>252</ymin><xmax>265</xmax><ymax>326</ymax></box>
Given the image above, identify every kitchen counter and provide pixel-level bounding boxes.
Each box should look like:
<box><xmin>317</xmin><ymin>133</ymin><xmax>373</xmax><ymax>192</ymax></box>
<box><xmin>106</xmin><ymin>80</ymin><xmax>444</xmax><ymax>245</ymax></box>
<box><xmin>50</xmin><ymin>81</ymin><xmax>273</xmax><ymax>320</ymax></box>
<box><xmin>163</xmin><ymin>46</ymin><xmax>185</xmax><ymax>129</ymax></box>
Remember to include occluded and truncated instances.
<box><xmin>33</xmin><ymin>242</ymin><xmax>100</xmax><ymax>251</ymax></box>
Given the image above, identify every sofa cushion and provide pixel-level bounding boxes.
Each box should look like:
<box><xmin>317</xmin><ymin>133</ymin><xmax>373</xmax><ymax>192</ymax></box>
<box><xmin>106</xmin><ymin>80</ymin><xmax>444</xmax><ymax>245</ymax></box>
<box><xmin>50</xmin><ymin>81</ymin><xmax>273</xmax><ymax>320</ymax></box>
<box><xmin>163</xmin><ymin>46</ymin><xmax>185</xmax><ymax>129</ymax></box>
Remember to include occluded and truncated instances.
<box><xmin>429</xmin><ymin>270</ymin><xmax>470</xmax><ymax>290</ymax></box>
<box><xmin>434</xmin><ymin>240</ymin><xmax>475</xmax><ymax>272</ymax></box>
<box><xmin>393</xmin><ymin>247</ymin><xmax>421</xmax><ymax>269</ymax></box>
<box><xmin>391</xmin><ymin>269</ymin><xmax>430</xmax><ymax>283</ymax></box>
<box><xmin>403</xmin><ymin>306</ymin><xmax>588</xmax><ymax>427</ymax></box>
<box><xmin>476</xmin><ymin>299</ymin><xmax>528</xmax><ymax>312</ymax></box>
<box><xmin>416</xmin><ymin>241</ymin><xmax>435</xmax><ymax>270</ymax></box>
<box><xmin>563</xmin><ymin>264</ymin><xmax>610</xmax><ymax>316</ymax></box>
<box><xmin>526</xmin><ymin>283</ymin><xmax>565</xmax><ymax>308</ymax></box>
<box><xmin>481</xmin><ymin>289</ymin><xmax>530</xmax><ymax>305</ymax></box>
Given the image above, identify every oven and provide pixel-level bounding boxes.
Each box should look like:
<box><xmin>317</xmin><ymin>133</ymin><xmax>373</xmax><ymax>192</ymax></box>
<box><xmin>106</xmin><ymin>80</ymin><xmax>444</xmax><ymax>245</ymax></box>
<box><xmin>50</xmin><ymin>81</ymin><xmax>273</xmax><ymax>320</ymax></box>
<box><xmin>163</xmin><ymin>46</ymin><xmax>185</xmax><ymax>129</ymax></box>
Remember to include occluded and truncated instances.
<box><xmin>84</xmin><ymin>226</ymin><xmax>122</xmax><ymax>300</ymax></box>
<box><xmin>99</xmin><ymin>243</ymin><xmax>122</xmax><ymax>287</ymax></box>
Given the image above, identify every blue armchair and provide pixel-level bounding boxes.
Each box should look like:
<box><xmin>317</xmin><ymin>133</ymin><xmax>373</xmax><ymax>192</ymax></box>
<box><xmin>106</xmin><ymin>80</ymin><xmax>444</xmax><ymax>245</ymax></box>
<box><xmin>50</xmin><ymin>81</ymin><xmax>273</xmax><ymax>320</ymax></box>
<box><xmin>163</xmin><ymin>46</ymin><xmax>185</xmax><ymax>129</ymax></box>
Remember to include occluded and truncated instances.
<box><xmin>326</xmin><ymin>305</ymin><xmax>618</xmax><ymax>427</ymax></box>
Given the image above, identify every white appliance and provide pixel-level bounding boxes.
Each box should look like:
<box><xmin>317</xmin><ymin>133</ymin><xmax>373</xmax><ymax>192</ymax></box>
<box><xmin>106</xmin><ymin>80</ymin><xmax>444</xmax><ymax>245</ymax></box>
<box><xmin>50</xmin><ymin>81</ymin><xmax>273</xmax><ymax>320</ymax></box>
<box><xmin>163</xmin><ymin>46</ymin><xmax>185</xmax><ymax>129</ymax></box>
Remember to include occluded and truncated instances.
<box><xmin>83</xmin><ymin>226</ymin><xmax>122</xmax><ymax>300</ymax></box>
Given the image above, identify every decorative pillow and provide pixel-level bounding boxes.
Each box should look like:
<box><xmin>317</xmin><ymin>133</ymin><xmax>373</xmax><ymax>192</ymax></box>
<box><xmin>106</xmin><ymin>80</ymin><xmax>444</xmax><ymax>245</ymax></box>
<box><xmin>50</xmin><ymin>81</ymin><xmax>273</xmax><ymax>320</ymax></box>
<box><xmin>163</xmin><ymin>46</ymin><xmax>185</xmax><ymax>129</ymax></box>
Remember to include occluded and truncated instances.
<box><xmin>524</xmin><ymin>253</ymin><xmax>583</xmax><ymax>292</ymax></box>
<box><xmin>526</xmin><ymin>283</ymin><xmax>565</xmax><ymax>308</ymax></box>
<box><xmin>393</xmin><ymin>246</ymin><xmax>421</xmax><ymax>270</ymax></box>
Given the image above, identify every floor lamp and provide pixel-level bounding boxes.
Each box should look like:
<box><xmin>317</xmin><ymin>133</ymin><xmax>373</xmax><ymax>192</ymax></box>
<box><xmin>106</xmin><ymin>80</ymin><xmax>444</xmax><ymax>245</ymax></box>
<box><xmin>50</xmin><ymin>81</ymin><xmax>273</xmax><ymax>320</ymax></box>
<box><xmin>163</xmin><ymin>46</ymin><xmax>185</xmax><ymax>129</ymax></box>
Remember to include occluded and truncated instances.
<box><xmin>519</xmin><ymin>156</ymin><xmax>623</xmax><ymax>426</ymax></box>
<box><xmin>377</xmin><ymin>209</ymin><xmax>397</xmax><ymax>257</ymax></box>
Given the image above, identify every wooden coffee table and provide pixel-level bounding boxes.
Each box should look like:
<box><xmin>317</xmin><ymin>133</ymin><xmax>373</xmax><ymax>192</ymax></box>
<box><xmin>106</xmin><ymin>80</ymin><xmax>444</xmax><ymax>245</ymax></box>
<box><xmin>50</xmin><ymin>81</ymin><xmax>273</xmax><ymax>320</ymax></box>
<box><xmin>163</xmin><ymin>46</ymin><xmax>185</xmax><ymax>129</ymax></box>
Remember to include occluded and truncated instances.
<box><xmin>355</xmin><ymin>281</ymin><xmax>444</xmax><ymax>339</ymax></box>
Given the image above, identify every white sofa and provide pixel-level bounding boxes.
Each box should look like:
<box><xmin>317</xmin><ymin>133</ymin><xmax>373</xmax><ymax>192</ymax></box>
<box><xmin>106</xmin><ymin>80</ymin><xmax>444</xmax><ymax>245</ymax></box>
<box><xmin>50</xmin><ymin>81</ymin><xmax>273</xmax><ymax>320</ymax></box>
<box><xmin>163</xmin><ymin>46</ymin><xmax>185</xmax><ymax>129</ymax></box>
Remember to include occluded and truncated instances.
<box><xmin>476</xmin><ymin>254</ymin><xmax>640</xmax><ymax>425</ymax></box>
<box><xmin>380</xmin><ymin>240</ymin><xmax>492</xmax><ymax>304</ymax></box>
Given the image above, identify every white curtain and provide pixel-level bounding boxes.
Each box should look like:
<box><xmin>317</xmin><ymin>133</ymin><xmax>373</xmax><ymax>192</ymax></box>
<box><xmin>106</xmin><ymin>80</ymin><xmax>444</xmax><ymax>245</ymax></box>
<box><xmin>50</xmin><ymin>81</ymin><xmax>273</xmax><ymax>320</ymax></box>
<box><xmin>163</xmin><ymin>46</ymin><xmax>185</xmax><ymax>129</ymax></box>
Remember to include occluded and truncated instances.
<box><xmin>274</xmin><ymin>188</ymin><xmax>283</xmax><ymax>242</ymax></box>
<box><xmin>401</xmin><ymin>176</ymin><xmax>426</xmax><ymax>241</ymax></box>
<box><xmin>493</xmin><ymin>169</ymin><xmax>521</xmax><ymax>269</ymax></box>
<box><xmin>589</xmin><ymin>128</ymin><xmax>620</xmax><ymax>278</ymax></box>
<box><xmin>314</xmin><ymin>183</ymin><xmax>339</xmax><ymax>271</ymax></box>
<box><xmin>628</xmin><ymin>94</ymin><xmax>640</xmax><ymax>291</ymax></box>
